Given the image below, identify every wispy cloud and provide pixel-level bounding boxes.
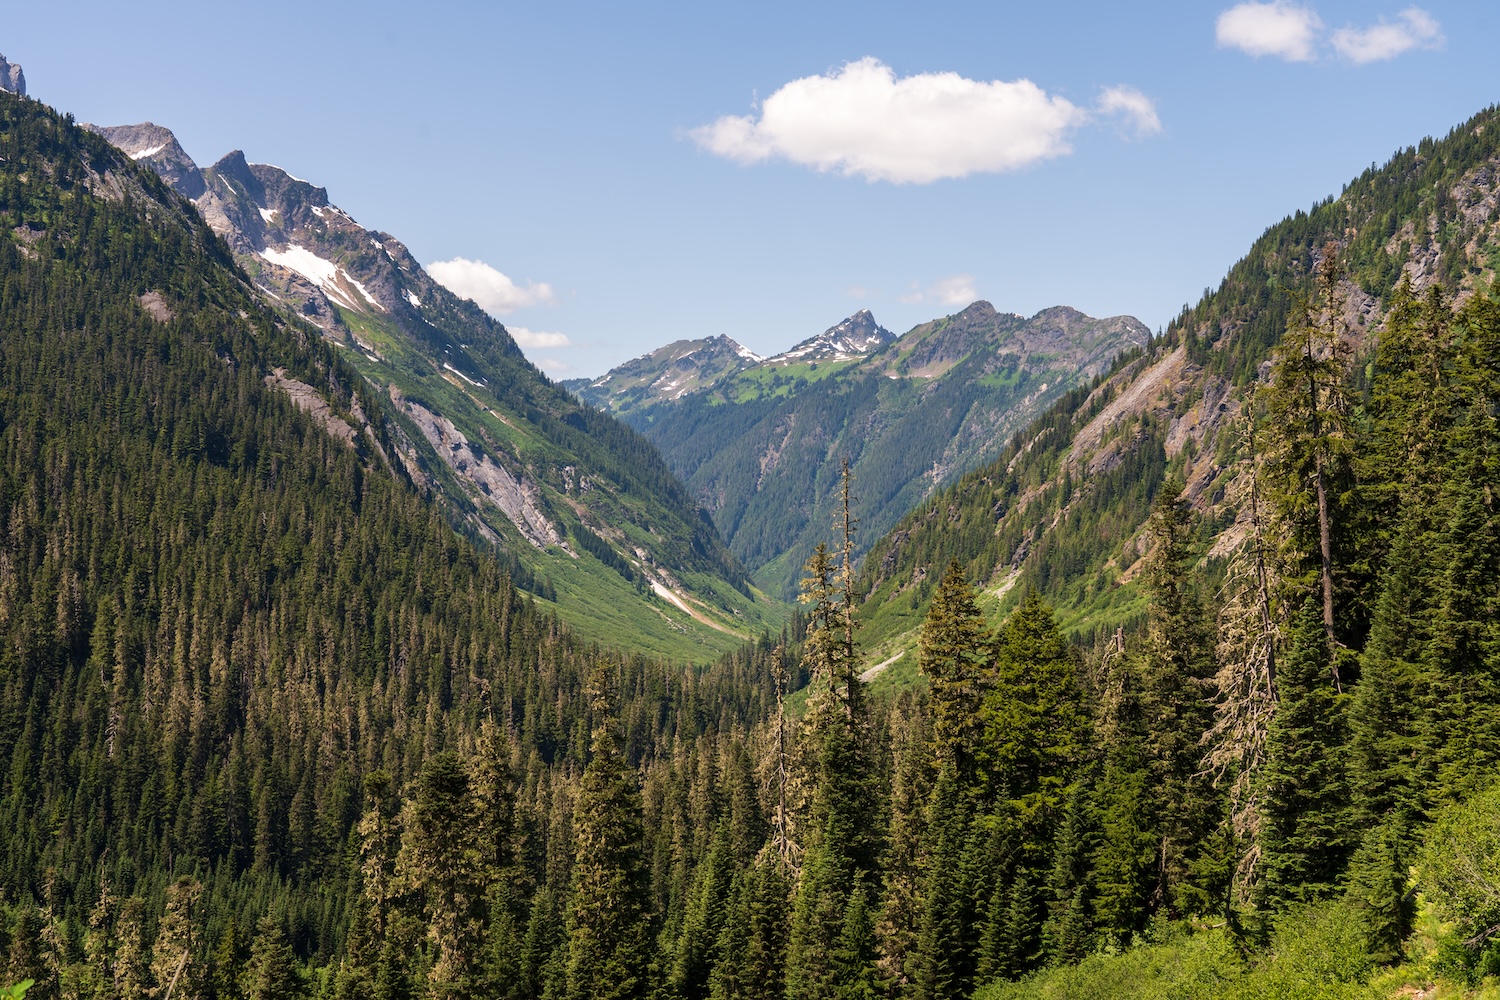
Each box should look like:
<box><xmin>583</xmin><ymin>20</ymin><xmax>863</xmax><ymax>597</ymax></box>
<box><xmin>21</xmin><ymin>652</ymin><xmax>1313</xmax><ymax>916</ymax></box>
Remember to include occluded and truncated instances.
<box><xmin>1216</xmin><ymin>1</ymin><xmax>1322</xmax><ymax>61</ymax></box>
<box><xmin>1331</xmin><ymin>7</ymin><xmax>1443</xmax><ymax>63</ymax></box>
<box><xmin>1216</xmin><ymin>2</ymin><xmax>1443</xmax><ymax>63</ymax></box>
<box><xmin>427</xmin><ymin>257</ymin><xmax>555</xmax><ymax>315</ymax></box>
<box><xmin>1098</xmin><ymin>85</ymin><xmax>1163</xmax><ymax>138</ymax></box>
<box><xmin>691</xmin><ymin>58</ymin><xmax>1089</xmax><ymax>184</ymax></box>
<box><xmin>899</xmin><ymin>274</ymin><xmax>978</xmax><ymax>307</ymax></box>
<box><xmin>508</xmin><ymin>326</ymin><xmax>572</xmax><ymax>349</ymax></box>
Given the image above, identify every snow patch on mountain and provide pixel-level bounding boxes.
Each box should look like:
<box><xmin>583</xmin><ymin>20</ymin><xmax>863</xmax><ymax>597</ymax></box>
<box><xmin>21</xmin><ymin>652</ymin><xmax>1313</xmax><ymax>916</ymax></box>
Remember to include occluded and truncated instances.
<box><xmin>259</xmin><ymin>244</ymin><xmax>384</xmax><ymax>313</ymax></box>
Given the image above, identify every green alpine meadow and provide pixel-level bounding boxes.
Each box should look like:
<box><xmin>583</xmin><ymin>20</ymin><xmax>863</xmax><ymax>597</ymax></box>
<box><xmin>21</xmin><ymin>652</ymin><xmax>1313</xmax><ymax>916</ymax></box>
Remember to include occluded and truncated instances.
<box><xmin>3</xmin><ymin>16</ymin><xmax>1500</xmax><ymax>1000</ymax></box>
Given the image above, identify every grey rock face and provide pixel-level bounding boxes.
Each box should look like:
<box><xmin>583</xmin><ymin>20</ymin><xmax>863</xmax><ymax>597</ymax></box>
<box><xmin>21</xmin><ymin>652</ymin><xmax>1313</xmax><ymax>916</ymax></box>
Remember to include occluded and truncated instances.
<box><xmin>0</xmin><ymin>54</ymin><xmax>25</xmax><ymax>96</ymax></box>
<box><xmin>85</xmin><ymin>123</ymin><xmax>205</xmax><ymax>198</ymax></box>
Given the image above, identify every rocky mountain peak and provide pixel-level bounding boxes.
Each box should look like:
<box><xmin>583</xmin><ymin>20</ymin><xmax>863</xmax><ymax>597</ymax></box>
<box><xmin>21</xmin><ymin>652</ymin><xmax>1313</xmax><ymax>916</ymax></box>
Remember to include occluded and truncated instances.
<box><xmin>208</xmin><ymin>150</ymin><xmax>266</xmax><ymax>203</ymax></box>
<box><xmin>85</xmin><ymin>122</ymin><xmax>205</xmax><ymax>199</ymax></box>
<box><xmin>771</xmin><ymin>309</ymin><xmax>894</xmax><ymax>364</ymax></box>
<box><xmin>0</xmin><ymin>54</ymin><xmax>24</xmax><ymax>96</ymax></box>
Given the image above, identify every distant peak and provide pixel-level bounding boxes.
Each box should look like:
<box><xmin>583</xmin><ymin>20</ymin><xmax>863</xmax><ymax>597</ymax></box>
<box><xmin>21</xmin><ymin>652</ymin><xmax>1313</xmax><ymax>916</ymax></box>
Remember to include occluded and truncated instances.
<box><xmin>818</xmin><ymin>310</ymin><xmax>894</xmax><ymax>351</ymax></box>
<box><xmin>767</xmin><ymin>310</ymin><xmax>894</xmax><ymax>365</ymax></box>
<box><xmin>0</xmin><ymin>54</ymin><xmax>25</xmax><ymax>97</ymax></box>
<box><xmin>211</xmin><ymin>149</ymin><xmax>253</xmax><ymax>179</ymax></box>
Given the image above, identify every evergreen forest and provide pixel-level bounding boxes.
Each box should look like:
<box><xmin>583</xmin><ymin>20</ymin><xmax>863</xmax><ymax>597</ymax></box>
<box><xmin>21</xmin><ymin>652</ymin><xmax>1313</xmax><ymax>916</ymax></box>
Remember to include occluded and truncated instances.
<box><xmin>1</xmin><ymin>84</ymin><xmax>1500</xmax><ymax>1000</ymax></box>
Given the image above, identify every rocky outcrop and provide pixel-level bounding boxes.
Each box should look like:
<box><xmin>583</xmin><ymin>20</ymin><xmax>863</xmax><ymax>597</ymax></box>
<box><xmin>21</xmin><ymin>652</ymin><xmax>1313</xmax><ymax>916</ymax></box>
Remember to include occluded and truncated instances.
<box><xmin>0</xmin><ymin>55</ymin><xmax>24</xmax><ymax>97</ymax></box>
<box><xmin>85</xmin><ymin>123</ymin><xmax>205</xmax><ymax>198</ymax></box>
<box><xmin>390</xmin><ymin>387</ymin><xmax>563</xmax><ymax>551</ymax></box>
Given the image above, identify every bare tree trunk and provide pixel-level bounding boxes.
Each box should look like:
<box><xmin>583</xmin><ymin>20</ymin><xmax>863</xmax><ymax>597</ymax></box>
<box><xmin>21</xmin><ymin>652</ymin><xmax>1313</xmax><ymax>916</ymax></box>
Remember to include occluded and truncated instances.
<box><xmin>1247</xmin><ymin>430</ymin><xmax>1277</xmax><ymax>699</ymax></box>
<box><xmin>839</xmin><ymin>458</ymin><xmax>858</xmax><ymax>720</ymax></box>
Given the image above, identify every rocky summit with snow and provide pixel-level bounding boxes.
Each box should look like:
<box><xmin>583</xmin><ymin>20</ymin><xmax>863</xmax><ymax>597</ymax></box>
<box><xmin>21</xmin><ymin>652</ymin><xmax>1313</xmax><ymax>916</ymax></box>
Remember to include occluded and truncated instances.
<box><xmin>764</xmin><ymin>308</ymin><xmax>894</xmax><ymax>364</ymax></box>
<box><xmin>85</xmin><ymin>122</ymin><xmax>435</xmax><ymax>345</ymax></box>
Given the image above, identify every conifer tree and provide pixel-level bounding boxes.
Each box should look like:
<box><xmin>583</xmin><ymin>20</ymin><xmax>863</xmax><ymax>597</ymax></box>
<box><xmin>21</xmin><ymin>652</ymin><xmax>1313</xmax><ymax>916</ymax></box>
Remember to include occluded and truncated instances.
<box><xmin>706</xmin><ymin>871</ymin><xmax>750</xmax><ymax>1000</ymax></box>
<box><xmin>1089</xmin><ymin>635</ymin><xmax>1155</xmax><ymax>945</ymax></box>
<box><xmin>565</xmin><ymin>665</ymin><xmax>650</xmax><ymax>1000</ymax></box>
<box><xmin>981</xmin><ymin>590</ymin><xmax>1088</xmax><ymax>820</ymax></box>
<box><xmin>1347</xmin><ymin>516</ymin><xmax>1429</xmax><ymax>834</ymax></box>
<box><xmin>113</xmin><ymin>898</ymin><xmax>152</xmax><ymax>1000</ymax></box>
<box><xmin>1041</xmin><ymin>783</ymin><xmax>1097</xmax><ymax>965</ymax></box>
<box><xmin>150</xmin><ymin>878</ymin><xmax>207</xmax><ymax>1000</ymax></box>
<box><xmin>83</xmin><ymin>881</ymin><xmax>118</xmax><ymax>1000</ymax></box>
<box><xmin>210</xmin><ymin>919</ymin><xmax>246</xmax><ymax>1000</ymax></box>
<box><xmin>784</xmin><ymin>844</ymin><xmax>849</xmax><ymax>1000</ymax></box>
<box><xmin>1342</xmin><ymin>815</ymin><xmax>1415</xmax><ymax>965</ymax></box>
<box><xmin>5</xmin><ymin>907</ymin><xmax>52</xmax><ymax>1000</ymax></box>
<box><xmin>1260</xmin><ymin>243</ymin><xmax>1354</xmax><ymax>672</ymax></box>
<box><xmin>1137</xmin><ymin>482</ymin><xmax>1220</xmax><ymax>917</ymax></box>
<box><xmin>832</xmin><ymin>888</ymin><xmax>880</xmax><ymax>1000</ymax></box>
<box><xmin>912</xmin><ymin>767</ymin><xmax>975</xmax><ymax>1000</ymax></box>
<box><xmin>401</xmin><ymin>752</ymin><xmax>485</xmax><ymax>997</ymax></box>
<box><xmin>918</xmin><ymin>561</ymin><xmax>992</xmax><ymax>777</ymax></box>
<box><xmin>874</xmin><ymin>698</ymin><xmax>933</xmax><ymax>993</ymax></box>
<box><xmin>356</xmin><ymin>771</ymin><xmax>403</xmax><ymax>954</ymax></box>
<box><xmin>671</xmin><ymin>821</ymin><xmax>735</xmax><ymax>999</ymax></box>
<box><xmin>1257</xmin><ymin>597</ymin><xmax>1353</xmax><ymax>909</ymax></box>
<box><xmin>743</xmin><ymin>853</ymin><xmax>791</xmax><ymax>1000</ymax></box>
<box><xmin>242</xmin><ymin>921</ymin><xmax>304</xmax><ymax>1000</ymax></box>
<box><xmin>1206</xmin><ymin>419</ymin><xmax>1282</xmax><ymax>904</ymax></box>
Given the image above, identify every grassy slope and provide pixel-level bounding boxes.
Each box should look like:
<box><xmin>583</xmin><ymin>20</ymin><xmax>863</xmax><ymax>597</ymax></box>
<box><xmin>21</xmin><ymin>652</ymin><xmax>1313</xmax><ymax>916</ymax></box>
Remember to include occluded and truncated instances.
<box><xmin>974</xmin><ymin>897</ymin><xmax>1499</xmax><ymax>1000</ymax></box>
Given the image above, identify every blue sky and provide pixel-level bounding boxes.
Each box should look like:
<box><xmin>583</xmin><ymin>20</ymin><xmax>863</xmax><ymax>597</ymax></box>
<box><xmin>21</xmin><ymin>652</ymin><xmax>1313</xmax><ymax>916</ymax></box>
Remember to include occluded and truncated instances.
<box><xmin>7</xmin><ymin>1</ymin><xmax>1498</xmax><ymax>376</ymax></box>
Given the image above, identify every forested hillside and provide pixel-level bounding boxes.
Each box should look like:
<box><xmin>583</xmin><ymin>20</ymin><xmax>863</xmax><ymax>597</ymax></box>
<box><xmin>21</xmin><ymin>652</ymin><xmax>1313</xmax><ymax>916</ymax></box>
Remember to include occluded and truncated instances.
<box><xmin>859</xmin><ymin>102</ymin><xmax>1500</xmax><ymax>661</ymax></box>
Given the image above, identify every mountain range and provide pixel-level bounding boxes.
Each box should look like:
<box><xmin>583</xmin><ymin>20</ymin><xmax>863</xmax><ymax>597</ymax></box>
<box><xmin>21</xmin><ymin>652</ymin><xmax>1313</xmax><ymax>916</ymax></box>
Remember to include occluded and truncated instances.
<box><xmin>573</xmin><ymin>302</ymin><xmax>1147</xmax><ymax>596</ymax></box>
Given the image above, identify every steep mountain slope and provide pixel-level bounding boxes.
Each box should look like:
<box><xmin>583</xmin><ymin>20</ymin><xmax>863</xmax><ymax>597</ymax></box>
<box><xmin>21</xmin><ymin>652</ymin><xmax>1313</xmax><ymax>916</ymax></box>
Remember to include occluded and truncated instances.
<box><xmin>582</xmin><ymin>303</ymin><xmax>1146</xmax><ymax>597</ymax></box>
<box><xmin>854</xmin><ymin>102</ymin><xmax>1500</xmax><ymax>681</ymax></box>
<box><xmin>86</xmin><ymin>120</ymin><xmax>783</xmax><ymax>659</ymax></box>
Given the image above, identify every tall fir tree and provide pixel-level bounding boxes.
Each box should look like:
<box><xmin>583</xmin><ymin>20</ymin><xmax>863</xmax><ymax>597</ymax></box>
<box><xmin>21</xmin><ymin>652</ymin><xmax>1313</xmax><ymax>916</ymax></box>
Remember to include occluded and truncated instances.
<box><xmin>565</xmin><ymin>665</ymin><xmax>651</xmax><ymax>1000</ymax></box>
<box><xmin>400</xmin><ymin>752</ymin><xmax>486</xmax><ymax>998</ymax></box>
<box><xmin>1259</xmin><ymin>242</ymin><xmax>1355</xmax><ymax>668</ymax></box>
<box><xmin>242</xmin><ymin>921</ymin><xmax>304</xmax><ymax>1000</ymax></box>
<box><xmin>918</xmin><ymin>561</ymin><xmax>992</xmax><ymax>777</ymax></box>
<box><xmin>1257</xmin><ymin>597</ymin><xmax>1353</xmax><ymax>909</ymax></box>
<box><xmin>1137</xmin><ymin>482</ymin><xmax>1221</xmax><ymax>918</ymax></box>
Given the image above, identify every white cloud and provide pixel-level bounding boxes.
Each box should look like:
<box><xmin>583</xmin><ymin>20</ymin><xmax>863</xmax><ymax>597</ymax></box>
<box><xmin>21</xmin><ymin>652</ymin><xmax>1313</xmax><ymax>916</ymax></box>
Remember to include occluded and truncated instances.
<box><xmin>508</xmin><ymin>326</ymin><xmax>572</xmax><ymax>349</ymax></box>
<box><xmin>537</xmin><ymin>358</ymin><xmax>572</xmax><ymax>374</ymax></box>
<box><xmin>899</xmin><ymin>274</ymin><xmax>978</xmax><ymax>307</ymax></box>
<box><xmin>427</xmin><ymin>257</ymin><xmax>555</xmax><ymax>315</ymax></box>
<box><xmin>1332</xmin><ymin>7</ymin><xmax>1443</xmax><ymax>63</ymax></box>
<box><xmin>691</xmin><ymin>57</ymin><xmax>1088</xmax><ymax>184</ymax></box>
<box><xmin>1216</xmin><ymin>1</ymin><xmax>1322</xmax><ymax>61</ymax></box>
<box><xmin>1097</xmin><ymin>85</ymin><xmax>1162</xmax><ymax>138</ymax></box>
